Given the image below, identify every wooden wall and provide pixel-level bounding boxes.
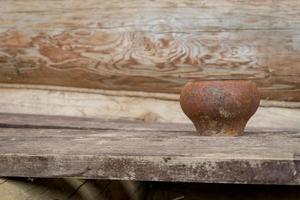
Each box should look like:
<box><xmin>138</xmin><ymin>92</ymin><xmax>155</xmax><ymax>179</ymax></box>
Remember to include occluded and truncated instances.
<box><xmin>0</xmin><ymin>0</ymin><xmax>300</xmax><ymax>101</ymax></box>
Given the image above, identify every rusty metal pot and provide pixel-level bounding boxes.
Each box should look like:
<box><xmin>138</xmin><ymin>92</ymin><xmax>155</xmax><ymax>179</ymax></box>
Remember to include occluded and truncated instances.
<box><xmin>180</xmin><ymin>80</ymin><xmax>260</xmax><ymax>136</ymax></box>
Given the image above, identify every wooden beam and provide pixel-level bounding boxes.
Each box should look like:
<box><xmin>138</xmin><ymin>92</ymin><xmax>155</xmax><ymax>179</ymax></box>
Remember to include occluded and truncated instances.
<box><xmin>0</xmin><ymin>113</ymin><xmax>299</xmax><ymax>184</ymax></box>
<box><xmin>0</xmin><ymin>0</ymin><xmax>300</xmax><ymax>101</ymax></box>
<box><xmin>0</xmin><ymin>84</ymin><xmax>299</xmax><ymax>130</ymax></box>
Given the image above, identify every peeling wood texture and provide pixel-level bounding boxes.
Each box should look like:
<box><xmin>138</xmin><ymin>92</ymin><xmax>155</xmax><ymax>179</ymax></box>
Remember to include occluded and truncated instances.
<box><xmin>0</xmin><ymin>0</ymin><xmax>300</xmax><ymax>101</ymax></box>
<box><xmin>0</xmin><ymin>113</ymin><xmax>300</xmax><ymax>185</ymax></box>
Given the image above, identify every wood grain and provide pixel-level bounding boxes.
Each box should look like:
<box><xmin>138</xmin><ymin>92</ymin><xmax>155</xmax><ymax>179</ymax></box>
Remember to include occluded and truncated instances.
<box><xmin>0</xmin><ymin>0</ymin><xmax>299</xmax><ymax>101</ymax></box>
<box><xmin>0</xmin><ymin>113</ymin><xmax>299</xmax><ymax>184</ymax></box>
<box><xmin>0</xmin><ymin>84</ymin><xmax>299</xmax><ymax>130</ymax></box>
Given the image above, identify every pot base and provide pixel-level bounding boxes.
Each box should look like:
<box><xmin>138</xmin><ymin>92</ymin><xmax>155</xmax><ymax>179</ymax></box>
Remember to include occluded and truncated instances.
<box><xmin>192</xmin><ymin>118</ymin><xmax>247</xmax><ymax>136</ymax></box>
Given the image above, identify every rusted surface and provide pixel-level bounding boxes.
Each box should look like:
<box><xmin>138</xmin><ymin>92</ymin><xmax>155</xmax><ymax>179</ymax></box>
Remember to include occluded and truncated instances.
<box><xmin>180</xmin><ymin>80</ymin><xmax>260</xmax><ymax>136</ymax></box>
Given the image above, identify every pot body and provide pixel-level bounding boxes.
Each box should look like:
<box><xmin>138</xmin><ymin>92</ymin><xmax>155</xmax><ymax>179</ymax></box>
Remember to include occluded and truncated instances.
<box><xmin>180</xmin><ymin>80</ymin><xmax>260</xmax><ymax>136</ymax></box>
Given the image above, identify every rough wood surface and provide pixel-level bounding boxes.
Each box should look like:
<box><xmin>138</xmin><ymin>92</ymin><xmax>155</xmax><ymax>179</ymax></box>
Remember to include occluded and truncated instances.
<box><xmin>0</xmin><ymin>113</ymin><xmax>300</xmax><ymax>185</ymax></box>
<box><xmin>0</xmin><ymin>84</ymin><xmax>299</xmax><ymax>130</ymax></box>
<box><xmin>0</xmin><ymin>0</ymin><xmax>300</xmax><ymax>101</ymax></box>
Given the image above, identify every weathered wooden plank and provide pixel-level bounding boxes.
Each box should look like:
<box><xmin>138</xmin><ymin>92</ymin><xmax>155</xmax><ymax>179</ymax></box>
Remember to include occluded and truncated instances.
<box><xmin>0</xmin><ymin>126</ymin><xmax>299</xmax><ymax>159</ymax></box>
<box><xmin>0</xmin><ymin>113</ymin><xmax>298</xmax><ymax>133</ymax></box>
<box><xmin>0</xmin><ymin>113</ymin><xmax>194</xmax><ymax>132</ymax></box>
<box><xmin>0</xmin><ymin>114</ymin><xmax>299</xmax><ymax>184</ymax></box>
<box><xmin>0</xmin><ymin>0</ymin><xmax>299</xmax><ymax>101</ymax></box>
<box><xmin>0</xmin><ymin>84</ymin><xmax>299</xmax><ymax>130</ymax></box>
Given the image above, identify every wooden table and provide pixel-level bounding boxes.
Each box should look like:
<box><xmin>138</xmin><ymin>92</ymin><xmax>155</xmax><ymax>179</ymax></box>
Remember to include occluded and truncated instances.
<box><xmin>0</xmin><ymin>113</ymin><xmax>299</xmax><ymax>185</ymax></box>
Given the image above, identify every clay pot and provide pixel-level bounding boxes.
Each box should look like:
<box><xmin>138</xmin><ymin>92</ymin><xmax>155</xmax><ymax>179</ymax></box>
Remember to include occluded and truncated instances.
<box><xmin>180</xmin><ymin>80</ymin><xmax>260</xmax><ymax>136</ymax></box>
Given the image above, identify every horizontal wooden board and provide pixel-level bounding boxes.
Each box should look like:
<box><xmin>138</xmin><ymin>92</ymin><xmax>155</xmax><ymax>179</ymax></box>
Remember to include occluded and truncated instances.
<box><xmin>0</xmin><ymin>84</ymin><xmax>299</xmax><ymax>130</ymax></box>
<box><xmin>0</xmin><ymin>113</ymin><xmax>193</xmax><ymax>132</ymax></box>
<box><xmin>0</xmin><ymin>113</ymin><xmax>299</xmax><ymax>184</ymax></box>
<box><xmin>0</xmin><ymin>0</ymin><xmax>300</xmax><ymax>101</ymax></box>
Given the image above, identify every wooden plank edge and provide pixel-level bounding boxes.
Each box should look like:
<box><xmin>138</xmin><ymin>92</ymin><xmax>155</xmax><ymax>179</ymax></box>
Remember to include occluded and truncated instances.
<box><xmin>0</xmin><ymin>113</ymin><xmax>299</xmax><ymax>133</ymax></box>
<box><xmin>0</xmin><ymin>154</ymin><xmax>299</xmax><ymax>185</ymax></box>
